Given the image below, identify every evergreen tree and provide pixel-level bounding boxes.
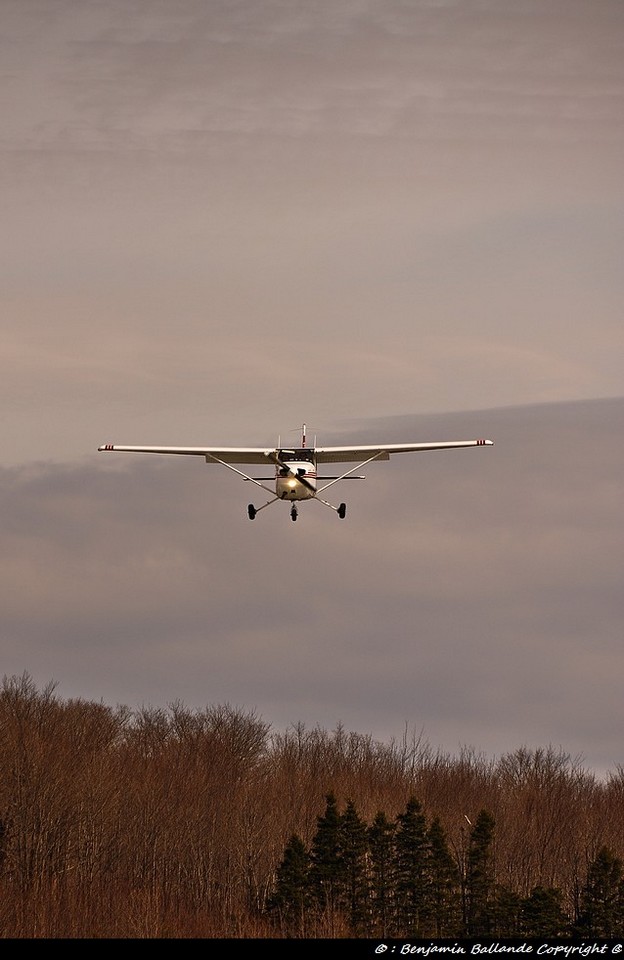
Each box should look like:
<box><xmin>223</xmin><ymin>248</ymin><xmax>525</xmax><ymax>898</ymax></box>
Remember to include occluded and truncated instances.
<box><xmin>339</xmin><ymin>798</ymin><xmax>370</xmax><ymax>934</ymax></box>
<box><xmin>393</xmin><ymin>796</ymin><xmax>431</xmax><ymax>936</ymax></box>
<box><xmin>521</xmin><ymin>885</ymin><xmax>569</xmax><ymax>937</ymax></box>
<box><xmin>266</xmin><ymin>833</ymin><xmax>311</xmax><ymax>936</ymax></box>
<box><xmin>576</xmin><ymin>846</ymin><xmax>624</xmax><ymax>937</ymax></box>
<box><xmin>308</xmin><ymin>792</ymin><xmax>345</xmax><ymax>919</ymax></box>
<box><xmin>369</xmin><ymin>811</ymin><xmax>397</xmax><ymax>937</ymax></box>
<box><xmin>427</xmin><ymin>815</ymin><xmax>462</xmax><ymax>937</ymax></box>
<box><xmin>465</xmin><ymin>809</ymin><xmax>496</xmax><ymax>936</ymax></box>
<box><xmin>492</xmin><ymin>884</ymin><xmax>522</xmax><ymax>937</ymax></box>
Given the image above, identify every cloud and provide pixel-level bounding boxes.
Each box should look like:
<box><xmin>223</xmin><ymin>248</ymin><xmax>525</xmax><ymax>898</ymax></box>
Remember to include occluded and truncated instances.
<box><xmin>2</xmin><ymin>2</ymin><xmax>622</xmax><ymax>776</ymax></box>
<box><xmin>2</xmin><ymin>1</ymin><xmax>623</xmax><ymax>464</ymax></box>
<box><xmin>4</xmin><ymin>0</ymin><xmax>624</xmax><ymax>149</ymax></box>
<box><xmin>2</xmin><ymin>398</ymin><xmax>623</xmax><ymax>778</ymax></box>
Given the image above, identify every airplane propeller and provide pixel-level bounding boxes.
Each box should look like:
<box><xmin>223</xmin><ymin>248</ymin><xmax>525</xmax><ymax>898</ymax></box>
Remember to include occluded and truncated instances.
<box><xmin>266</xmin><ymin>452</ymin><xmax>317</xmax><ymax>494</ymax></box>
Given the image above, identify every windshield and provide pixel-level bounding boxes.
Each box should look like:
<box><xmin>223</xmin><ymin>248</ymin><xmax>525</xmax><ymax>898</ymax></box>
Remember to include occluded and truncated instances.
<box><xmin>278</xmin><ymin>448</ymin><xmax>314</xmax><ymax>463</ymax></box>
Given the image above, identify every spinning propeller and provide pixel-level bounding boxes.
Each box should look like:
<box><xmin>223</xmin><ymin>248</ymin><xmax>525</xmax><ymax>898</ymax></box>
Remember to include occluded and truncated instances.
<box><xmin>266</xmin><ymin>451</ymin><xmax>317</xmax><ymax>494</ymax></box>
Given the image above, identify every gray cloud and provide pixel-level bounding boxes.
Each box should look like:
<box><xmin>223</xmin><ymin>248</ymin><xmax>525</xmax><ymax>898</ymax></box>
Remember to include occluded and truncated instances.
<box><xmin>2</xmin><ymin>399</ymin><xmax>623</xmax><ymax>778</ymax></box>
<box><xmin>5</xmin><ymin>0</ymin><xmax>623</xmax><ymax>148</ymax></box>
<box><xmin>2</xmin><ymin>1</ymin><xmax>622</xmax><ymax>778</ymax></box>
<box><xmin>2</xmin><ymin>2</ymin><xmax>623</xmax><ymax>459</ymax></box>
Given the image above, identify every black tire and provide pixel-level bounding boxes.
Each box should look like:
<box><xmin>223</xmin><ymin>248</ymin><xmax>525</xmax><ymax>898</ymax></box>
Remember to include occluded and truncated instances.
<box><xmin>247</xmin><ymin>505</ymin><xmax>256</xmax><ymax>520</ymax></box>
<box><xmin>338</xmin><ymin>503</ymin><xmax>347</xmax><ymax>519</ymax></box>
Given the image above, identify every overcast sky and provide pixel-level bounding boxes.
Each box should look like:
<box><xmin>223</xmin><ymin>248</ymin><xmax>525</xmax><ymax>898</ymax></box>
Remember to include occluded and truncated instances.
<box><xmin>2</xmin><ymin>0</ymin><xmax>623</xmax><ymax>779</ymax></box>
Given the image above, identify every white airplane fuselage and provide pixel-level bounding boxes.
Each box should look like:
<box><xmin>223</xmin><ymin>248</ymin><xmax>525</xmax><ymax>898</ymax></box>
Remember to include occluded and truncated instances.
<box><xmin>275</xmin><ymin>450</ymin><xmax>317</xmax><ymax>500</ymax></box>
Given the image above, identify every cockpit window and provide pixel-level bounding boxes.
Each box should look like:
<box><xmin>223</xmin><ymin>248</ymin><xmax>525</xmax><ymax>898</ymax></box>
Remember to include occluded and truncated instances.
<box><xmin>278</xmin><ymin>448</ymin><xmax>314</xmax><ymax>462</ymax></box>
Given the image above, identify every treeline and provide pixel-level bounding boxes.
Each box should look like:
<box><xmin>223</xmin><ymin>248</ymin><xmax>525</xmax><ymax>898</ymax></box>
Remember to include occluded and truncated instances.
<box><xmin>0</xmin><ymin>673</ymin><xmax>623</xmax><ymax>938</ymax></box>
<box><xmin>268</xmin><ymin>793</ymin><xmax>624</xmax><ymax>938</ymax></box>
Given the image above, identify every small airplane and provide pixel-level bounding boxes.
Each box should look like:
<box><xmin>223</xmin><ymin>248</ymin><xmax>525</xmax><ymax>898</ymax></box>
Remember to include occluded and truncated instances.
<box><xmin>99</xmin><ymin>424</ymin><xmax>493</xmax><ymax>521</ymax></box>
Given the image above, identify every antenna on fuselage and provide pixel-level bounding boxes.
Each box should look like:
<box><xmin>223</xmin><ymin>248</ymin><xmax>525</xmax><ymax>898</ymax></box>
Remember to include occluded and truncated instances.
<box><xmin>302</xmin><ymin>423</ymin><xmax>307</xmax><ymax>448</ymax></box>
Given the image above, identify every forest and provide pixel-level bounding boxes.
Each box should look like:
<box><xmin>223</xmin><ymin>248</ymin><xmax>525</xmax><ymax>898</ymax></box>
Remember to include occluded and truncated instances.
<box><xmin>1</xmin><ymin>673</ymin><xmax>623</xmax><ymax>939</ymax></box>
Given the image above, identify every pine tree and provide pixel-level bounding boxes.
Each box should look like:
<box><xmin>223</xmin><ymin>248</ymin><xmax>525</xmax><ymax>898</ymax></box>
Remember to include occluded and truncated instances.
<box><xmin>339</xmin><ymin>798</ymin><xmax>370</xmax><ymax>934</ymax></box>
<box><xmin>492</xmin><ymin>884</ymin><xmax>522</xmax><ymax>937</ymax></box>
<box><xmin>266</xmin><ymin>833</ymin><xmax>311</xmax><ymax>936</ymax></box>
<box><xmin>465</xmin><ymin>809</ymin><xmax>496</xmax><ymax>936</ymax></box>
<box><xmin>427</xmin><ymin>815</ymin><xmax>462</xmax><ymax>937</ymax></box>
<box><xmin>393</xmin><ymin>795</ymin><xmax>430</xmax><ymax>936</ymax></box>
<box><xmin>521</xmin><ymin>885</ymin><xmax>569</xmax><ymax>937</ymax></box>
<box><xmin>576</xmin><ymin>846</ymin><xmax>624</xmax><ymax>937</ymax></box>
<box><xmin>308</xmin><ymin>792</ymin><xmax>345</xmax><ymax>922</ymax></box>
<box><xmin>369</xmin><ymin>811</ymin><xmax>396</xmax><ymax>937</ymax></box>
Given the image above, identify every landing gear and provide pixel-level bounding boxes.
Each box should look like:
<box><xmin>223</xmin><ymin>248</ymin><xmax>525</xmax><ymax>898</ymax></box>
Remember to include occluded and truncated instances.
<box><xmin>249</xmin><ymin>498</ymin><xmax>345</xmax><ymax>521</ymax></box>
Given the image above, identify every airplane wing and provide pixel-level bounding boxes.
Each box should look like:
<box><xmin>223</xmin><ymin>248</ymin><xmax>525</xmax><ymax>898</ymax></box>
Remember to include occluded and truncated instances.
<box><xmin>99</xmin><ymin>438</ymin><xmax>493</xmax><ymax>464</ymax></box>
<box><xmin>98</xmin><ymin>444</ymin><xmax>274</xmax><ymax>465</ymax></box>
<box><xmin>314</xmin><ymin>439</ymin><xmax>493</xmax><ymax>463</ymax></box>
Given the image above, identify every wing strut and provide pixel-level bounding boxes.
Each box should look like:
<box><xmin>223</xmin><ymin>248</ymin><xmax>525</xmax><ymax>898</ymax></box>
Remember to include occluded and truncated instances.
<box><xmin>316</xmin><ymin>451</ymin><xmax>387</xmax><ymax>493</ymax></box>
<box><xmin>206</xmin><ymin>454</ymin><xmax>277</xmax><ymax>498</ymax></box>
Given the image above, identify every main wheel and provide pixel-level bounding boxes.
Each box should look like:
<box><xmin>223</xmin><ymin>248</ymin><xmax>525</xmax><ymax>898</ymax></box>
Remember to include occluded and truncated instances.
<box><xmin>247</xmin><ymin>504</ymin><xmax>257</xmax><ymax>520</ymax></box>
<box><xmin>338</xmin><ymin>503</ymin><xmax>347</xmax><ymax>519</ymax></box>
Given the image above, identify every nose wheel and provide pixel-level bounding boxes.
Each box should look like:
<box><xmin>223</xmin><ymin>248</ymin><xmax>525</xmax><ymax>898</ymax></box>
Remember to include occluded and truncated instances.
<box><xmin>290</xmin><ymin>505</ymin><xmax>298</xmax><ymax>521</ymax></box>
